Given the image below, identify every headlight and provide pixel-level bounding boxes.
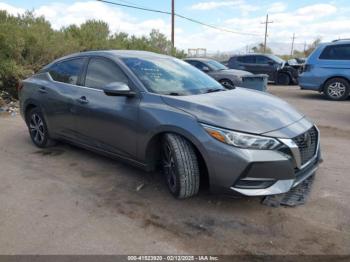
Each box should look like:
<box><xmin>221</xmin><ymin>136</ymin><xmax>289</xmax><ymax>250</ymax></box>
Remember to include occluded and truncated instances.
<box><xmin>201</xmin><ymin>124</ymin><xmax>281</xmax><ymax>150</ymax></box>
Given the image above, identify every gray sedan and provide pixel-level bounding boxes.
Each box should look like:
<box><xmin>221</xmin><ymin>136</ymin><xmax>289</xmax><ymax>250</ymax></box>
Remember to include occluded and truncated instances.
<box><xmin>184</xmin><ymin>57</ymin><xmax>267</xmax><ymax>90</ymax></box>
<box><xmin>19</xmin><ymin>50</ymin><xmax>321</xmax><ymax>199</ymax></box>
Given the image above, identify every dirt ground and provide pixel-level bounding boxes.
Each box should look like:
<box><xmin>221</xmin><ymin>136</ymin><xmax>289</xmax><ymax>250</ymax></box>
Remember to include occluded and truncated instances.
<box><xmin>0</xmin><ymin>85</ymin><xmax>349</xmax><ymax>255</ymax></box>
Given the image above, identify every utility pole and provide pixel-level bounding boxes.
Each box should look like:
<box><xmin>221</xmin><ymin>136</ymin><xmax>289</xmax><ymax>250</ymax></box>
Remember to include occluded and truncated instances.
<box><xmin>261</xmin><ymin>14</ymin><xmax>273</xmax><ymax>53</ymax></box>
<box><xmin>171</xmin><ymin>0</ymin><xmax>175</xmax><ymax>50</ymax></box>
<box><xmin>290</xmin><ymin>33</ymin><xmax>296</xmax><ymax>56</ymax></box>
<box><xmin>303</xmin><ymin>41</ymin><xmax>307</xmax><ymax>56</ymax></box>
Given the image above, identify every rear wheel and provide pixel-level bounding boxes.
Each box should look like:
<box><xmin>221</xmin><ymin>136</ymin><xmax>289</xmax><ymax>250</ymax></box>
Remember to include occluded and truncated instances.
<box><xmin>277</xmin><ymin>73</ymin><xmax>290</xmax><ymax>85</ymax></box>
<box><xmin>26</xmin><ymin>107</ymin><xmax>56</xmax><ymax>148</ymax></box>
<box><xmin>161</xmin><ymin>134</ymin><xmax>200</xmax><ymax>199</ymax></box>
<box><xmin>323</xmin><ymin>78</ymin><xmax>350</xmax><ymax>101</ymax></box>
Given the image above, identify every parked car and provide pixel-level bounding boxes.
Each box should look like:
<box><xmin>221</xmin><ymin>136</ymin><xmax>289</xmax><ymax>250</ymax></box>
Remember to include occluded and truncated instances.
<box><xmin>228</xmin><ymin>53</ymin><xmax>299</xmax><ymax>85</ymax></box>
<box><xmin>184</xmin><ymin>58</ymin><xmax>267</xmax><ymax>91</ymax></box>
<box><xmin>299</xmin><ymin>39</ymin><xmax>350</xmax><ymax>101</ymax></box>
<box><xmin>19</xmin><ymin>50</ymin><xmax>321</xmax><ymax>199</ymax></box>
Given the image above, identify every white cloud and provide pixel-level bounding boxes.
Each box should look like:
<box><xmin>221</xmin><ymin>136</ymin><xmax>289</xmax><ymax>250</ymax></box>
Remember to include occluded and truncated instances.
<box><xmin>0</xmin><ymin>2</ymin><xmax>24</xmax><ymax>15</ymax></box>
<box><xmin>267</xmin><ymin>2</ymin><xmax>287</xmax><ymax>13</ymax></box>
<box><xmin>189</xmin><ymin>0</ymin><xmax>258</xmax><ymax>15</ymax></box>
<box><xmin>32</xmin><ymin>1</ymin><xmax>172</xmax><ymax>37</ymax></box>
<box><xmin>190</xmin><ymin>0</ymin><xmax>244</xmax><ymax>10</ymax></box>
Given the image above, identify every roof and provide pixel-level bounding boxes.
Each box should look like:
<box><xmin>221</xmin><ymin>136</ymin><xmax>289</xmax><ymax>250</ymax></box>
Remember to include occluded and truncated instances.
<box><xmin>51</xmin><ymin>50</ymin><xmax>171</xmax><ymax>64</ymax></box>
<box><xmin>184</xmin><ymin>57</ymin><xmax>213</xmax><ymax>62</ymax></box>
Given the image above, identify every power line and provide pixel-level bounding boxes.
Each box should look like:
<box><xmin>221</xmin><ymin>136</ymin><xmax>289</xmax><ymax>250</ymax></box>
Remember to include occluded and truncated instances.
<box><xmin>96</xmin><ymin>0</ymin><xmax>261</xmax><ymax>37</ymax></box>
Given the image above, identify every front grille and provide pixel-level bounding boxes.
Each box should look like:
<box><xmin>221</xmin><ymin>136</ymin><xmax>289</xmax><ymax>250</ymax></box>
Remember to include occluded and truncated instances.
<box><xmin>292</xmin><ymin>126</ymin><xmax>318</xmax><ymax>166</ymax></box>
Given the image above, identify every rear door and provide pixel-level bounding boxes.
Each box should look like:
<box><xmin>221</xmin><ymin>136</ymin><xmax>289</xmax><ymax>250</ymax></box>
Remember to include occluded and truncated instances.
<box><xmin>73</xmin><ymin>56</ymin><xmax>140</xmax><ymax>159</ymax></box>
<box><xmin>255</xmin><ymin>55</ymin><xmax>276</xmax><ymax>80</ymax></box>
<box><xmin>236</xmin><ymin>56</ymin><xmax>257</xmax><ymax>72</ymax></box>
<box><xmin>43</xmin><ymin>58</ymin><xmax>86</xmax><ymax>139</ymax></box>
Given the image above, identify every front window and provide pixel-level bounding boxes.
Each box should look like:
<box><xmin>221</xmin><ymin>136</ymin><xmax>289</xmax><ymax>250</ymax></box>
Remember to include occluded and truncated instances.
<box><xmin>266</xmin><ymin>54</ymin><xmax>285</xmax><ymax>64</ymax></box>
<box><xmin>122</xmin><ymin>57</ymin><xmax>224</xmax><ymax>95</ymax></box>
<box><xmin>85</xmin><ymin>58</ymin><xmax>128</xmax><ymax>89</ymax></box>
<box><xmin>205</xmin><ymin>60</ymin><xmax>228</xmax><ymax>71</ymax></box>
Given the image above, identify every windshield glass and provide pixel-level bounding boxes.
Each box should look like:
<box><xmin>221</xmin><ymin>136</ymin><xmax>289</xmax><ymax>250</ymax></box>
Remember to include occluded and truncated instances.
<box><xmin>205</xmin><ymin>60</ymin><xmax>228</xmax><ymax>71</ymax></box>
<box><xmin>122</xmin><ymin>56</ymin><xmax>224</xmax><ymax>95</ymax></box>
<box><xmin>267</xmin><ymin>54</ymin><xmax>285</xmax><ymax>64</ymax></box>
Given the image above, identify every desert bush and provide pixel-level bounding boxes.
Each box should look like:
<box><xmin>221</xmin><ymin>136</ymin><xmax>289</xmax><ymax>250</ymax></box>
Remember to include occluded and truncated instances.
<box><xmin>0</xmin><ymin>10</ymin><xmax>185</xmax><ymax>98</ymax></box>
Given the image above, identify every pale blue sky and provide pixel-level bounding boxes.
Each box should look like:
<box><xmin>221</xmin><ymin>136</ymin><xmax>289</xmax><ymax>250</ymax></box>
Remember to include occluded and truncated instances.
<box><xmin>1</xmin><ymin>0</ymin><xmax>349</xmax><ymax>52</ymax></box>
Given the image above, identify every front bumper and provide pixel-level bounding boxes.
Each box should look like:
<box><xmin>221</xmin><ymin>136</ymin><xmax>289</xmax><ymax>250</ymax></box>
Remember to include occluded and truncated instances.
<box><xmin>206</xmin><ymin>120</ymin><xmax>321</xmax><ymax>196</ymax></box>
<box><xmin>230</xmin><ymin>149</ymin><xmax>321</xmax><ymax>196</ymax></box>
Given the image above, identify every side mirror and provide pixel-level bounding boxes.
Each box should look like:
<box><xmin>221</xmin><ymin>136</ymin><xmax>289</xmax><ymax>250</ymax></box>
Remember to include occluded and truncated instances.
<box><xmin>202</xmin><ymin>66</ymin><xmax>210</xmax><ymax>72</ymax></box>
<box><xmin>103</xmin><ymin>82</ymin><xmax>136</xmax><ymax>97</ymax></box>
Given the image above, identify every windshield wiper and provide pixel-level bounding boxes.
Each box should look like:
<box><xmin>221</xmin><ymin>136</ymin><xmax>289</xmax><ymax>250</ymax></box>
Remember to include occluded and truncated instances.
<box><xmin>205</xmin><ymin>88</ymin><xmax>225</xmax><ymax>93</ymax></box>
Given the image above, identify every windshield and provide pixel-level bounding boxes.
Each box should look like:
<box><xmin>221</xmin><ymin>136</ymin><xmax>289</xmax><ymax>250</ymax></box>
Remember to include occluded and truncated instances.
<box><xmin>205</xmin><ymin>60</ymin><xmax>228</xmax><ymax>71</ymax></box>
<box><xmin>122</xmin><ymin>56</ymin><xmax>224</xmax><ymax>95</ymax></box>
<box><xmin>267</xmin><ymin>54</ymin><xmax>285</xmax><ymax>64</ymax></box>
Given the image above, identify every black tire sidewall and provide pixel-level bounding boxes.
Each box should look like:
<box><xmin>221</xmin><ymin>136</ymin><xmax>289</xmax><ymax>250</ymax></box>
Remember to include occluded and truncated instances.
<box><xmin>277</xmin><ymin>73</ymin><xmax>290</xmax><ymax>85</ymax></box>
<box><xmin>162</xmin><ymin>134</ymin><xmax>200</xmax><ymax>199</ymax></box>
<box><xmin>162</xmin><ymin>139</ymin><xmax>181</xmax><ymax>197</ymax></box>
<box><xmin>26</xmin><ymin>108</ymin><xmax>50</xmax><ymax>148</ymax></box>
<box><xmin>324</xmin><ymin>78</ymin><xmax>350</xmax><ymax>101</ymax></box>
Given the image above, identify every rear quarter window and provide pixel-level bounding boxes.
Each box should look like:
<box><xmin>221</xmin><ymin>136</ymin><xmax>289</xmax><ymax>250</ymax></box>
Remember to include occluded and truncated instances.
<box><xmin>319</xmin><ymin>44</ymin><xmax>350</xmax><ymax>60</ymax></box>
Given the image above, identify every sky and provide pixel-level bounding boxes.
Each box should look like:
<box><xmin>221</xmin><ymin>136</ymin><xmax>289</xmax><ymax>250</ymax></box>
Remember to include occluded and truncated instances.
<box><xmin>1</xmin><ymin>0</ymin><xmax>350</xmax><ymax>53</ymax></box>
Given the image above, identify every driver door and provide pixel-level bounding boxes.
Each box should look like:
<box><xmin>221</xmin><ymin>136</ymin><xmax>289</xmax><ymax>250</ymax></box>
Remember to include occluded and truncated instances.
<box><xmin>74</xmin><ymin>57</ymin><xmax>140</xmax><ymax>159</ymax></box>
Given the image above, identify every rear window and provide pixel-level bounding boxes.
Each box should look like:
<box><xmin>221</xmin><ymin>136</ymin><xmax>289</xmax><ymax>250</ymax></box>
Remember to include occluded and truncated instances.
<box><xmin>319</xmin><ymin>44</ymin><xmax>350</xmax><ymax>60</ymax></box>
<box><xmin>49</xmin><ymin>58</ymin><xmax>85</xmax><ymax>85</ymax></box>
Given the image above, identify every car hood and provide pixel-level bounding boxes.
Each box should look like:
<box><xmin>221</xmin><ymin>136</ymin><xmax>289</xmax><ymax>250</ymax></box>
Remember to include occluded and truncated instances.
<box><xmin>161</xmin><ymin>88</ymin><xmax>304</xmax><ymax>134</ymax></box>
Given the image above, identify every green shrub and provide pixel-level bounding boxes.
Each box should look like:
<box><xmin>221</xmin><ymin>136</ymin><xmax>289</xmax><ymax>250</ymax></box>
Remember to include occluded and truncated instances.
<box><xmin>0</xmin><ymin>10</ymin><xmax>186</xmax><ymax>99</ymax></box>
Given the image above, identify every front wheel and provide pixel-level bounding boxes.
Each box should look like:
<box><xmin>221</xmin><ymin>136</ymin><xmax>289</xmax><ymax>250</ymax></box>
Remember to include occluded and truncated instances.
<box><xmin>26</xmin><ymin>107</ymin><xmax>56</xmax><ymax>148</ymax></box>
<box><xmin>323</xmin><ymin>78</ymin><xmax>350</xmax><ymax>101</ymax></box>
<box><xmin>277</xmin><ymin>73</ymin><xmax>290</xmax><ymax>85</ymax></box>
<box><xmin>161</xmin><ymin>134</ymin><xmax>200</xmax><ymax>199</ymax></box>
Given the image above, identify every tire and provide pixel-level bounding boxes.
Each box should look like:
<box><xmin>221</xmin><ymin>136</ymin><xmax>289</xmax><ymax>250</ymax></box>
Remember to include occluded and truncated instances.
<box><xmin>161</xmin><ymin>134</ymin><xmax>200</xmax><ymax>199</ymax></box>
<box><xmin>323</xmin><ymin>78</ymin><xmax>350</xmax><ymax>101</ymax></box>
<box><xmin>277</xmin><ymin>73</ymin><xmax>291</xmax><ymax>85</ymax></box>
<box><xmin>219</xmin><ymin>79</ymin><xmax>234</xmax><ymax>89</ymax></box>
<box><xmin>26</xmin><ymin>107</ymin><xmax>56</xmax><ymax>148</ymax></box>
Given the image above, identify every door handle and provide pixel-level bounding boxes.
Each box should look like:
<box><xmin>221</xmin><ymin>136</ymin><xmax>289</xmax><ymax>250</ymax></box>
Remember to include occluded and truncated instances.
<box><xmin>38</xmin><ymin>86</ymin><xmax>47</xmax><ymax>94</ymax></box>
<box><xmin>76</xmin><ymin>96</ymin><xmax>89</xmax><ymax>104</ymax></box>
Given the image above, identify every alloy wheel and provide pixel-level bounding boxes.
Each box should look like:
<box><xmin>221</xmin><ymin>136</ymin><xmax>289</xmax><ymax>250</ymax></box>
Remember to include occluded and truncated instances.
<box><xmin>327</xmin><ymin>82</ymin><xmax>346</xmax><ymax>99</ymax></box>
<box><xmin>29</xmin><ymin>113</ymin><xmax>45</xmax><ymax>144</ymax></box>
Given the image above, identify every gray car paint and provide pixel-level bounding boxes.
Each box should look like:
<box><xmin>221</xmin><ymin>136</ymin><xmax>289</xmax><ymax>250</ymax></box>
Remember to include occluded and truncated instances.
<box><xmin>162</xmin><ymin>88</ymin><xmax>304</xmax><ymax>134</ymax></box>
<box><xmin>20</xmin><ymin>50</ymin><xmax>320</xmax><ymax>196</ymax></box>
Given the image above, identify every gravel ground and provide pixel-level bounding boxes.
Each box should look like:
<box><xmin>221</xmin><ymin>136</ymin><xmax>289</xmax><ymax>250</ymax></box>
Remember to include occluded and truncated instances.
<box><xmin>0</xmin><ymin>85</ymin><xmax>349</xmax><ymax>255</ymax></box>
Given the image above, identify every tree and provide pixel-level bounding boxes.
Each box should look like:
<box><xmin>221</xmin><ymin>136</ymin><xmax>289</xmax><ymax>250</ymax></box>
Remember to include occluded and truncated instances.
<box><xmin>0</xmin><ymin>10</ymin><xmax>187</xmax><ymax>98</ymax></box>
<box><xmin>304</xmin><ymin>37</ymin><xmax>322</xmax><ymax>57</ymax></box>
<box><xmin>251</xmin><ymin>43</ymin><xmax>272</xmax><ymax>54</ymax></box>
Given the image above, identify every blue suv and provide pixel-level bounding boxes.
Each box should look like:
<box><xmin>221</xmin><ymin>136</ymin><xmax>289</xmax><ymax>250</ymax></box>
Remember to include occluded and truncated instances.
<box><xmin>299</xmin><ymin>40</ymin><xmax>350</xmax><ymax>101</ymax></box>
